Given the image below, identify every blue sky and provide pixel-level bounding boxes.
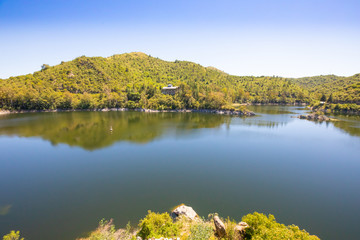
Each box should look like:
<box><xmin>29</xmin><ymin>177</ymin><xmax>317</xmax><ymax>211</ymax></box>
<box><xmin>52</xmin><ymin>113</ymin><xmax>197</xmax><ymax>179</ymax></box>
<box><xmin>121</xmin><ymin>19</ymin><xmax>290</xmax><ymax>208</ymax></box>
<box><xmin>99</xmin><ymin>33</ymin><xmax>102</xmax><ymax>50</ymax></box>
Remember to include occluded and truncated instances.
<box><xmin>0</xmin><ymin>0</ymin><xmax>359</xmax><ymax>78</ymax></box>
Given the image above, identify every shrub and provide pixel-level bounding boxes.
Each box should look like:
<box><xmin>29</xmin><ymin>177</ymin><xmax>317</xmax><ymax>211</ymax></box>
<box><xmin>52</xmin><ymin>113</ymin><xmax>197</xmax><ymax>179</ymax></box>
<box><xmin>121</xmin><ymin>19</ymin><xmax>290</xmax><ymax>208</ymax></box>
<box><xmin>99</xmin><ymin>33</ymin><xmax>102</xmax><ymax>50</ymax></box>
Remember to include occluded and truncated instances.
<box><xmin>2</xmin><ymin>231</ymin><xmax>24</xmax><ymax>240</ymax></box>
<box><xmin>242</xmin><ymin>212</ymin><xmax>319</xmax><ymax>240</ymax></box>
<box><xmin>224</xmin><ymin>218</ymin><xmax>240</xmax><ymax>240</ymax></box>
<box><xmin>126</xmin><ymin>100</ymin><xmax>138</xmax><ymax>109</ymax></box>
<box><xmin>138</xmin><ymin>211</ymin><xmax>179</xmax><ymax>239</ymax></box>
<box><xmin>79</xmin><ymin>219</ymin><xmax>133</xmax><ymax>240</ymax></box>
<box><xmin>221</xmin><ymin>104</ymin><xmax>235</xmax><ymax>111</ymax></box>
<box><xmin>187</xmin><ymin>221</ymin><xmax>213</xmax><ymax>240</ymax></box>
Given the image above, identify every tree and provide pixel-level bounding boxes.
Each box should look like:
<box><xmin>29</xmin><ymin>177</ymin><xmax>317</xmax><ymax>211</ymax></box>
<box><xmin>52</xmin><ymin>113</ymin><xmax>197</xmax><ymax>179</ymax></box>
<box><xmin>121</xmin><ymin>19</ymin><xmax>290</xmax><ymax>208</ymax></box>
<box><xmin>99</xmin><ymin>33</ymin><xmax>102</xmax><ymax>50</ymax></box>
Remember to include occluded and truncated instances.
<box><xmin>327</xmin><ymin>93</ymin><xmax>333</xmax><ymax>103</ymax></box>
<box><xmin>320</xmin><ymin>94</ymin><xmax>327</xmax><ymax>102</ymax></box>
<box><xmin>41</xmin><ymin>64</ymin><xmax>50</xmax><ymax>70</ymax></box>
<box><xmin>2</xmin><ymin>231</ymin><xmax>24</xmax><ymax>240</ymax></box>
<box><xmin>206</xmin><ymin>92</ymin><xmax>226</xmax><ymax>109</ymax></box>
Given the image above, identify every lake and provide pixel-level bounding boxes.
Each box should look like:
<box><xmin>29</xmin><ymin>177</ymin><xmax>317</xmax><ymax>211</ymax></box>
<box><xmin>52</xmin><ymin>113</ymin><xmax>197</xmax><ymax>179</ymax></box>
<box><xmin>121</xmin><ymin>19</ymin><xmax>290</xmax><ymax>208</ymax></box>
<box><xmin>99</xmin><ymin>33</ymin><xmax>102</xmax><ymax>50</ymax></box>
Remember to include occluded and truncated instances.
<box><xmin>0</xmin><ymin>106</ymin><xmax>360</xmax><ymax>240</ymax></box>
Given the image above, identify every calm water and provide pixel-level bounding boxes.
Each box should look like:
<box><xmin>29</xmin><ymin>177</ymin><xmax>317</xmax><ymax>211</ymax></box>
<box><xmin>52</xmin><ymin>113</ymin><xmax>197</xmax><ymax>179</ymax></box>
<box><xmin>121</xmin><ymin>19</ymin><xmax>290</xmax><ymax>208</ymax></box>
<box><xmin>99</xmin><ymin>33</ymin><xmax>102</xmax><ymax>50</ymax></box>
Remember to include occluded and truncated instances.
<box><xmin>0</xmin><ymin>106</ymin><xmax>360</xmax><ymax>240</ymax></box>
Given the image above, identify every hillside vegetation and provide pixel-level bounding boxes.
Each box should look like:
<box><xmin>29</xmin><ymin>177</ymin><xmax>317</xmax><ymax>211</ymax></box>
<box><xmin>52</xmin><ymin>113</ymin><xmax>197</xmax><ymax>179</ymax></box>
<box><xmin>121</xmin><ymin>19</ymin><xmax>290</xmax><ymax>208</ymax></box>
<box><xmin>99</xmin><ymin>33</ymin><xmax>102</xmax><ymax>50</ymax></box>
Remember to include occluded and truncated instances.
<box><xmin>289</xmin><ymin>74</ymin><xmax>360</xmax><ymax>104</ymax></box>
<box><xmin>0</xmin><ymin>52</ymin><xmax>311</xmax><ymax>111</ymax></box>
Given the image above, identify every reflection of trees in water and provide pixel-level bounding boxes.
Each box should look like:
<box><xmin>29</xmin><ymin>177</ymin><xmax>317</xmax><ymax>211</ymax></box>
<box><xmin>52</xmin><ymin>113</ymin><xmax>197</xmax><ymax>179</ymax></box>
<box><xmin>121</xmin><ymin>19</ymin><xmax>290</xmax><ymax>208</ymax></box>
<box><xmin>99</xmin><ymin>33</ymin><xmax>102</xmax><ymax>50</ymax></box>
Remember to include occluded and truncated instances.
<box><xmin>233</xmin><ymin>115</ymin><xmax>288</xmax><ymax>129</ymax></box>
<box><xmin>303</xmin><ymin>115</ymin><xmax>360</xmax><ymax>137</ymax></box>
<box><xmin>331</xmin><ymin>115</ymin><xmax>360</xmax><ymax>137</ymax></box>
<box><xmin>239</xmin><ymin>120</ymin><xmax>286</xmax><ymax>129</ymax></box>
<box><xmin>0</xmin><ymin>112</ymin><xmax>229</xmax><ymax>150</ymax></box>
<box><xmin>1</xmin><ymin>111</ymin><xmax>358</xmax><ymax>150</ymax></box>
<box><xmin>247</xmin><ymin>105</ymin><xmax>297</xmax><ymax>115</ymax></box>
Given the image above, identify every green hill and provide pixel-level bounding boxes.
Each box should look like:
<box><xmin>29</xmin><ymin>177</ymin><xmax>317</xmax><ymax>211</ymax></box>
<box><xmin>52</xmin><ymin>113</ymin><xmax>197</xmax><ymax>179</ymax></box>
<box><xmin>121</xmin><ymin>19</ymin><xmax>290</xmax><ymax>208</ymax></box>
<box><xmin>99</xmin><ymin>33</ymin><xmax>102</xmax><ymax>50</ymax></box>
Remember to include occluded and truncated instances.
<box><xmin>289</xmin><ymin>74</ymin><xmax>360</xmax><ymax>104</ymax></box>
<box><xmin>0</xmin><ymin>52</ymin><xmax>311</xmax><ymax>111</ymax></box>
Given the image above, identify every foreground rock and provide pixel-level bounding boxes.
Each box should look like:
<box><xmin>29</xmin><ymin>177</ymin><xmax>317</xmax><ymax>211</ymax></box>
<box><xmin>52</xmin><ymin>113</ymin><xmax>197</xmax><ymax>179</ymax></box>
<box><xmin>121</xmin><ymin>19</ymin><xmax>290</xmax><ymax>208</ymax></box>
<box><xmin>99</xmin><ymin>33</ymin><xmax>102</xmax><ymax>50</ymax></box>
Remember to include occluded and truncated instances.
<box><xmin>298</xmin><ymin>113</ymin><xmax>336</xmax><ymax>121</ymax></box>
<box><xmin>234</xmin><ymin>222</ymin><xmax>249</xmax><ymax>240</ymax></box>
<box><xmin>213</xmin><ymin>215</ymin><xmax>226</xmax><ymax>238</ymax></box>
<box><xmin>171</xmin><ymin>204</ymin><xmax>198</xmax><ymax>220</ymax></box>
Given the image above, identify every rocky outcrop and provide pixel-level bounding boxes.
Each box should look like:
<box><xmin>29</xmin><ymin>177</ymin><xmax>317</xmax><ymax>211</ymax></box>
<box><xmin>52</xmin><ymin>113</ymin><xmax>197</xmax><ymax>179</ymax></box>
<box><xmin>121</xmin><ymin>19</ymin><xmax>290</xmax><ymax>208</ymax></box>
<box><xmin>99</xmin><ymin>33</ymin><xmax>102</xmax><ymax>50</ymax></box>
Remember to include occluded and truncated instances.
<box><xmin>234</xmin><ymin>222</ymin><xmax>249</xmax><ymax>240</ymax></box>
<box><xmin>0</xmin><ymin>110</ymin><xmax>11</xmax><ymax>115</ymax></box>
<box><xmin>213</xmin><ymin>215</ymin><xmax>226</xmax><ymax>238</ymax></box>
<box><xmin>171</xmin><ymin>204</ymin><xmax>198</xmax><ymax>221</ymax></box>
<box><xmin>298</xmin><ymin>113</ymin><xmax>336</xmax><ymax>121</ymax></box>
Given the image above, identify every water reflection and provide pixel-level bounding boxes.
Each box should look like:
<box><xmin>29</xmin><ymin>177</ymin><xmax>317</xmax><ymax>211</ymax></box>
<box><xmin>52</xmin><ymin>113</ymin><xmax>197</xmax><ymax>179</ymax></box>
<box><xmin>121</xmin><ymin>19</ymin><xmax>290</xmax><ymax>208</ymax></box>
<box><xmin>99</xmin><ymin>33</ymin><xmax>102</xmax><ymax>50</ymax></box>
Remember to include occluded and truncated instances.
<box><xmin>0</xmin><ymin>107</ymin><xmax>359</xmax><ymax>151</ymax></box>
<box><xmin>330</xmin><ymin>115</ymin><xmax>360</xmax><ymax>137</ymax></box>
<box><xmin>0</xmin><ymin>112</ymin><xmax>231</xmax><ymax>150</ymax></box>
<box><xmin>0</xmin><ymin>205</ymin><xmax>11</xmax><ymax>216</ymax></box>
<box><xmin>1</xmin><ymin>107</ymin><xmax>360</xmax><ymax>240</ymax></box>
<box><xmin>247</xmin><ymin>105</ymin><xmax>297</xmax><ymax>115</ymax></box>
<box><xmin>248</xmin><ymin>105</ymin><xmax>360</xmax><ymax>137</ymax></box>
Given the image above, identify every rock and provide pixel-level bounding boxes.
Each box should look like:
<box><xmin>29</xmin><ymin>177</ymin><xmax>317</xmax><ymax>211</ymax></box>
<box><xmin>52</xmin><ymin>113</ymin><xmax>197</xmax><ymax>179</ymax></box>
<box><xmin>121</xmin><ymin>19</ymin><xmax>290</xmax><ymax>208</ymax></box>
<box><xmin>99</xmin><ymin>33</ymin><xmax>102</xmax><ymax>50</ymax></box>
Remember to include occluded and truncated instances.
<box><xmin>171</xmin><ymin>204</ymin><xmax>198</xmax><ymax>220</ymax></box>
<box><xmin>298</xmin><ymin>113</ymin><xmax>334</xmax><ymax>121</ymax></box>
<box><xmin>234</xmin><ymin>222</ymin><xmax>249</xmax><ymax>240</ymax></box>
<box><xmin>213</xmin><ymin>215</ymin><xmax>226</xmax><ymax>238</ymax></box>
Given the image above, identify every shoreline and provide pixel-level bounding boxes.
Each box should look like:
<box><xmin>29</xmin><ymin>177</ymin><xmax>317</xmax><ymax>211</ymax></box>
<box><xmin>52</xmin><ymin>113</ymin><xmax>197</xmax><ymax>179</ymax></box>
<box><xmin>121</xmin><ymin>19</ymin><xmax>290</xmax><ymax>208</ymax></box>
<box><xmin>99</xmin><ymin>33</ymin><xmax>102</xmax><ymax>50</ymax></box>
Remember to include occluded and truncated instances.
<box><xmin>309</xmin><ymin>106</ymin><xmax>360</xmax><ymax>115</ymax></box>
<box><xmin>245</xmin><ymin>102</ymin><xmax>308</xmax><ymax>106</ymax></box>
<box><xmin>0</xmin><ymin>108</ymin><xmax>255</xmax><ymax>116</ymax></box>
<box><xmin>0</xmin><ymin>103</ymin><xmax>311</xmax><ymax>116</ymax></box>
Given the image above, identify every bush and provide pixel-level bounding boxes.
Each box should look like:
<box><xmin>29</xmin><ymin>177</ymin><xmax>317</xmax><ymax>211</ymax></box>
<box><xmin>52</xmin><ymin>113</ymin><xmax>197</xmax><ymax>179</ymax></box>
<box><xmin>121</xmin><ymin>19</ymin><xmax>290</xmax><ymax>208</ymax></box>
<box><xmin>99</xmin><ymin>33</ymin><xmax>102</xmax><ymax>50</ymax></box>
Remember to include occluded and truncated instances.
<box><xmin>79</xmin><ymin>219</ymin><xmax>133</xmax><ymax>240</ymax></box>
<box><xmin>224</xmin><ymin>218</ymin><xmax>240</xmax><ymax>240</ymax></box>
<box><xmin>221</xmin><ymin>104</ymin><xmax>235</xmax><ymax>111</ymax></box>
<box><xmin>126</xmin><ymin>100</ymin><xmax>138</xmax><ymax>109</ymax></box>
<box><xmin>2</xmin><ymin>231</ymin><xmax>24</xmax><ymax>240</ymax></box>
<box><xmin>187</xmin><ymin>221</ymin><xmax>213</xmax><ymax>240</ymax></box>
<box><xmin>242</xmin><ymin>212</ymin><xmax>319</xmax><ymax>240</ymax></box>
<box><xmin>138</xmin><ymin>211</ymin><xmax>179</xmax><ymax>239</ymax></box>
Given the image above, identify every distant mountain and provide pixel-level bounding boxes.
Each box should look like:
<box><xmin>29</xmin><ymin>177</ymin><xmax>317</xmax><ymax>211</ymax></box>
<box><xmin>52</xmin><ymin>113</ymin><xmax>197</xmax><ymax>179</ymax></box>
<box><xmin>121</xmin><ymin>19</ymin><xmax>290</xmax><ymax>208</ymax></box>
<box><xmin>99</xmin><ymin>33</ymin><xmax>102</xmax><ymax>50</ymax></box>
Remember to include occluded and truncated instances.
<box><xmin>0</xmin><ymin>52</ymin><xmax>357</xmax><ymax>110</ymax></box>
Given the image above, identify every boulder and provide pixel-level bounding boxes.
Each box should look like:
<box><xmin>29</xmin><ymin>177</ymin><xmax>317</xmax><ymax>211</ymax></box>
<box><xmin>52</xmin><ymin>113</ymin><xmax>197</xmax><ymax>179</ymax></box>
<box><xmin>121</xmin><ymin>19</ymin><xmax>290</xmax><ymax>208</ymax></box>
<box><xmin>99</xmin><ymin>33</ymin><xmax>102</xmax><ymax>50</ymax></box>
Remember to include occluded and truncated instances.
<box><xmin>171</xmin><ymin>205</ymin><xmax>198</xmax><ymax>221</ymax></box>
<box><xmin>234</xmin><ymin>222</ymin><xmax>249</xmax><ymax>240</ymax></box>
<box><xmin>213</xmin><ymin>215</ymin><xmax>226</xmax><ymax>238</ymax></box>
<box><xmin>298</xmin><ymin>113</ymin><xmax>334</xmax><ymax>121</ymax></box>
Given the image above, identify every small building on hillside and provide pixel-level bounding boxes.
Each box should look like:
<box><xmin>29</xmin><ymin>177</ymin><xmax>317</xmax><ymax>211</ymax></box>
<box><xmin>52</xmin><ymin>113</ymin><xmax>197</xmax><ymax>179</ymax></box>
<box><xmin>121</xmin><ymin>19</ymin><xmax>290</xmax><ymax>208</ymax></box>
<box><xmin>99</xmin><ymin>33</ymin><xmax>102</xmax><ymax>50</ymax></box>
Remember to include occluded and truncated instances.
<box><xmin>161</xmin><ymin>84</ymin><xmax>179</xmax><ymax>95</ymax></box>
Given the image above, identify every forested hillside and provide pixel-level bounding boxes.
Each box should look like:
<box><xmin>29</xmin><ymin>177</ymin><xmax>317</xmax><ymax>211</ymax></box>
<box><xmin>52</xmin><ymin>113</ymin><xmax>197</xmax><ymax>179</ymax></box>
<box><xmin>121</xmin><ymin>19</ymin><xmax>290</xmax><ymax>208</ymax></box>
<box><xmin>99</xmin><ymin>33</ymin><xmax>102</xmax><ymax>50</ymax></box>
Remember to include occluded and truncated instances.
<box><xmin>289</xmin><ymin>74</ymin><xmax>360</xmax><ymax>104</ymax></box>
<box><xmin>0</xmin><ymin>52</ymin><xmax>310</xmax><ymax>111</ymax></box>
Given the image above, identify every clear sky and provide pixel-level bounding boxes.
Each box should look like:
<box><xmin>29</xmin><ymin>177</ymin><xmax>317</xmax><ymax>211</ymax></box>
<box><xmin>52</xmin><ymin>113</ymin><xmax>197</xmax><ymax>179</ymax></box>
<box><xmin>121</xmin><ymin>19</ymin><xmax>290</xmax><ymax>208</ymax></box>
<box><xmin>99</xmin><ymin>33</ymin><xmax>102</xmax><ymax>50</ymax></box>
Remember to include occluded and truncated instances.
<box><xmin>0</xmin><ymin>0</ymin><xmax>359</xmax><ymax>78</ymax></box>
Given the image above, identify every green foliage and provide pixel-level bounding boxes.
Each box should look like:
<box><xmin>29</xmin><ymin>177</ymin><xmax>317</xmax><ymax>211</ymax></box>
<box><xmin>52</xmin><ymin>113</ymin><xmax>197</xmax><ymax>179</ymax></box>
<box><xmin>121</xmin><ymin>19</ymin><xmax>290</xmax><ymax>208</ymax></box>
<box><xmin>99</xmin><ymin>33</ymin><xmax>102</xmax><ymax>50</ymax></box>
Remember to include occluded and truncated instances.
<box><xmin>310</xmin><ymin>102</ymin><xmax>360</xmax><ymax>114</ymax></box>
<box><xmin>224</xmin><ymin>218</ymin><xmax>240</xmax><ymax>240</ymax></box>
<box><xmin>290</xmin><ymin>74</ymin><xmax>360</xmax><ymax>105</ymax></box>
<box><xmin>242</xmin><ymin>212</ymin><xmax>319</xmax><ymax>240</ymax></box>
<box><xmin>2</xmin><ymin>231</ymin><xmax>24</xmax><ymax>240</ymax></box>
<box><xmin>79</xmin><ymin>210</ymin><xmax>319</xmax><ymax>240</ymax></box>
<box><xmin>87</xmin><ymin>219</ymin><xmax>117</xmax><ymax>240</ymax></box>
<box><xmin>0</xmin><ymin>52</ymin><xmax>312</xmax><ymax>111</ymax></box>
<box><xmin>138</xmin><ymin>211</ymin><xmax>179</xmax><ymax>239</ymax></box>
<box><xmin>81</xmin><ymin>219</ymin><xmax>133</xmax><ymax>240</ymax></box>
<box><xmin>327</xmin><ymin>94</ymin><xmax>333</xmax><ymax>103</ymax></box>
<box><xmin>187</xmin><ymin>221</ymin><xmax>213</xmax><ymax>240</ymax></box>
<box><xmin>41</xmin><ymin>64</ymin><xmax>50</xmax><ymax>70</ymax></box>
